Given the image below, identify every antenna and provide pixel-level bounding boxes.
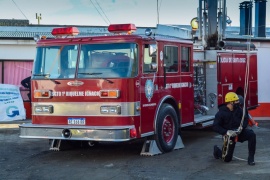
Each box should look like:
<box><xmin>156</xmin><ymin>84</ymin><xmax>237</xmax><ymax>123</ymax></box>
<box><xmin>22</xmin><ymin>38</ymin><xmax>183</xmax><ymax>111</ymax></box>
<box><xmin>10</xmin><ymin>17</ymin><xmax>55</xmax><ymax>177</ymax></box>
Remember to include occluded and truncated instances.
<box><xmin>36</xmin><ymin>13</ymin><xmax>42</xmax><ymax>25</ymax></box>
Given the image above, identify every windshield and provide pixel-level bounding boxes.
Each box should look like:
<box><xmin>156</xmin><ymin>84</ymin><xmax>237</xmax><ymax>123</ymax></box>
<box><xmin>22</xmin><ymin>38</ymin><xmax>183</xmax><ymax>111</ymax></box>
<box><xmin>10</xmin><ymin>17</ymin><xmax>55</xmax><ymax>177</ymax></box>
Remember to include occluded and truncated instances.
<box><xmin>32</xmin><ymin>43</ymin><xmax>138</xmax><ymax>79</ymax></box>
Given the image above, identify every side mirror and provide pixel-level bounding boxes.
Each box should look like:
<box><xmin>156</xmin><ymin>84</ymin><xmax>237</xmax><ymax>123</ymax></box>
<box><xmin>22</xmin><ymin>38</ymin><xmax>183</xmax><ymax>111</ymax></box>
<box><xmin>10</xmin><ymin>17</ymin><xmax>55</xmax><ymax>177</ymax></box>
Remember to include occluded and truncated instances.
<box><xmin>149</xmin><ymin>44</ymin><xmax>157</xmax><ymax>57</ymax></box>
<box><xmin>150</xmin><ymin>62</ymin><xmax>157</xmax><ymax>70</ymax></box>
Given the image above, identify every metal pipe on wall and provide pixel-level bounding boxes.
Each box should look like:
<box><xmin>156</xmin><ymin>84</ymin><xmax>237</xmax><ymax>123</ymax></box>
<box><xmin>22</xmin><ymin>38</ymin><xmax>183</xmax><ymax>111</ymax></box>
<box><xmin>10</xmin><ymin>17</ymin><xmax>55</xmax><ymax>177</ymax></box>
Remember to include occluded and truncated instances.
<box><xmin>198</xmin><ymin>0</ymin><xmax>202</xmax><ymax>39</ymax></box>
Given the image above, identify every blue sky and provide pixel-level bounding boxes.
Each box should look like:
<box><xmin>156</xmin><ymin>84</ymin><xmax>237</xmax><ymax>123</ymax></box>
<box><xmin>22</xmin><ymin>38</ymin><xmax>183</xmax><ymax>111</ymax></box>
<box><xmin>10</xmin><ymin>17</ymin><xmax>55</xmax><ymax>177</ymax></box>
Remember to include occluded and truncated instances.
<box><xmin>0</xmin><ymin>0</ymin><xmax>269</xmax><ymax>27</ymax></box>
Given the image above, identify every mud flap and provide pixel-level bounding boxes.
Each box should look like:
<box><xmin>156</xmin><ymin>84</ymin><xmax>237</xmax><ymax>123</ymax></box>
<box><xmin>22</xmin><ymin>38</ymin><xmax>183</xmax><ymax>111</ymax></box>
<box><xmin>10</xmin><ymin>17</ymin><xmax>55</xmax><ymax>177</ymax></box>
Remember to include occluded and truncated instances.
<box><xmin>140</xmin><ymin>135</ymin><xmax>184</xmax><ymax>156</ymax></box>
<box><xmin>49</xmin><ymin>139</ymin><xmax>61</xmax><ymax>151</ymax></box>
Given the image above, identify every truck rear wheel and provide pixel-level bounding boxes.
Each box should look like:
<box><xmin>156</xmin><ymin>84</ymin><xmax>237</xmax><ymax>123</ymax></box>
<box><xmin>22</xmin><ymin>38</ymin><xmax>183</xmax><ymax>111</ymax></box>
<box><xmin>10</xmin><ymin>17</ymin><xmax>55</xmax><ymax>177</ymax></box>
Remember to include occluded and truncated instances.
<box><xmin>155</xmin><ymin>103</ymin><xmax>179</xmax><ymax>152</ymax></box>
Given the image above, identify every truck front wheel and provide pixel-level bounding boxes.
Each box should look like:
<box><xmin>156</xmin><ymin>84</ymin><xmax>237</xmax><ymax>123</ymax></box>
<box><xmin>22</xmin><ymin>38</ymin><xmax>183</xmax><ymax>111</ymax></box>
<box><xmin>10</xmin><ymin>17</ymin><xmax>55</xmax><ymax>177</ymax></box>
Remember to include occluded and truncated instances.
<box><xmin>155</xmin><ymin>103</ymin><xmax>179</xmax><ymax>152</ymax></box>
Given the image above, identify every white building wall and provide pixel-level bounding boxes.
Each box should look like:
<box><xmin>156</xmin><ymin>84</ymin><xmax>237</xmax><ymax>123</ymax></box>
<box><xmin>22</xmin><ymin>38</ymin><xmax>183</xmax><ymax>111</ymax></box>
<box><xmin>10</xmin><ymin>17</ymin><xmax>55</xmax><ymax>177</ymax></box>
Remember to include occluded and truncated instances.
<box><xmin>257</xmin><ymin>47</ymin><xmax>270</xmax><ymax>103</ymax></box>
<box><xmin>0</xmin><ymin>40</ymin><xmax>36</xmax><ymax>60</ymax></box>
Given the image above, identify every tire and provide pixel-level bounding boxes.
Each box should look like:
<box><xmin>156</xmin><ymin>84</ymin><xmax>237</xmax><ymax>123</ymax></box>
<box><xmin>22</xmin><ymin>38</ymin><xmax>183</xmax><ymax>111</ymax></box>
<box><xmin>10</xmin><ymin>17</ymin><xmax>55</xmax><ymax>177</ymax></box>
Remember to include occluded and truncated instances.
<box><xmin>155</xmin><ymin>103</ymin><xmax>179</xmax><ymax>152</ymax></box>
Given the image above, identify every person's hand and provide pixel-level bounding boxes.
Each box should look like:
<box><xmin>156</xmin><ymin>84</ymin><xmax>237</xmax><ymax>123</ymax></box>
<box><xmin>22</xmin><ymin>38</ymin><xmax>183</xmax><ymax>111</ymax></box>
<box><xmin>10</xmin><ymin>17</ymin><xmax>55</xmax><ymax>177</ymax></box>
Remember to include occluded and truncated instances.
<box><xmin>226</xmin><ymin>130</ymin><xmax>237</xmax><ymax>137</ymax></box>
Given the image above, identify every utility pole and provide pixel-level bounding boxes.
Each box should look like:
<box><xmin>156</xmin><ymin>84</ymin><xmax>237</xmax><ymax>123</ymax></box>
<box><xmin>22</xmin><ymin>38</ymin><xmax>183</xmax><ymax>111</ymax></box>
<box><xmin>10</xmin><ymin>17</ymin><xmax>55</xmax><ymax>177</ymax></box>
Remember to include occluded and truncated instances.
<box><xmin>36</xmin><ymin>13</ymin><xmax>42</xmax><ymax>25</ymax></box>
<box><xmin>157</xmin><ymin>0</ymin><xmax>159</xmax><ymax>24</ymax></box>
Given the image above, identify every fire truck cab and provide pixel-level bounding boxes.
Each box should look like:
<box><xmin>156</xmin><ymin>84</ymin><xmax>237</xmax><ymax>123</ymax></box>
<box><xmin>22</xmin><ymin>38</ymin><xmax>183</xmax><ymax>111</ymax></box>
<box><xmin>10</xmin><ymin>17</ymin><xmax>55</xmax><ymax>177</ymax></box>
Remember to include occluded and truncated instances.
<box><xmin>19</xmin><ymin>24</ymin><xmax>258</xmax><ymax>154</ymax></box>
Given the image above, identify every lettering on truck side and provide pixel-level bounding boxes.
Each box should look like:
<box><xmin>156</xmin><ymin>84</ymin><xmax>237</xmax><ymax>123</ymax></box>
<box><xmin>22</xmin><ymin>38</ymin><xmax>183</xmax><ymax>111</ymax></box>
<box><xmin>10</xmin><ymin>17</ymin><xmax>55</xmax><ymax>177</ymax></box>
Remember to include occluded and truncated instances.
<box><xmin>51</xmin><ymin>91</ymin><xmax>100</xmax><ymax>97</ymax></box>
<box><xmin>220</xmin><ymin>57</ymin><xmax>246</xmax><ymax>63</ymax></box>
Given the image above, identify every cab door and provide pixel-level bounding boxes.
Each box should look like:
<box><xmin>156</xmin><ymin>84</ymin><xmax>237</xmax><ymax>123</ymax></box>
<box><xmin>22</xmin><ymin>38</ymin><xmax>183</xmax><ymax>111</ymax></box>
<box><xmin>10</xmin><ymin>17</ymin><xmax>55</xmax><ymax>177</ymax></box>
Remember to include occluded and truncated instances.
<box><xmin>140</xmin><ymin>44</ymin><xmax>158</xmax><ymax>134</ymax></box>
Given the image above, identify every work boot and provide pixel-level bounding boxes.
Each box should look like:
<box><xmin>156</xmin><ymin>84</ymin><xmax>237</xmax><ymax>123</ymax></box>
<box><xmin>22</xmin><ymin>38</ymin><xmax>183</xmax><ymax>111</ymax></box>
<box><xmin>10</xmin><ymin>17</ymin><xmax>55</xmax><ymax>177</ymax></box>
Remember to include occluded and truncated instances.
<box><xmin>248</xmin><ymin>156</ymin><xmax>255</xmax><ymax>166</ymax></box>
<box><xmin>213</xmin><ymin>145</ymin><xmax>220</xmax><ymax>159</ymax></box>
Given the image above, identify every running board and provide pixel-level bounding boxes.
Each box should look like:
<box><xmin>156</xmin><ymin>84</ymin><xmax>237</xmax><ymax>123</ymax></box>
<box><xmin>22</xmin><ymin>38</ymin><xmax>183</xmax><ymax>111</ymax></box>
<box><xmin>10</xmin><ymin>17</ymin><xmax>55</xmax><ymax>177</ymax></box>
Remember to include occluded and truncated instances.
<box><xmin>193</xmin><ymin>115</ymin><xmax>214</xmax><ymax>128</ymax></box>
<box><xmin>140</xmin><ymin>135</ymin><xmax>184</xmax><ymax>156</ymax></box>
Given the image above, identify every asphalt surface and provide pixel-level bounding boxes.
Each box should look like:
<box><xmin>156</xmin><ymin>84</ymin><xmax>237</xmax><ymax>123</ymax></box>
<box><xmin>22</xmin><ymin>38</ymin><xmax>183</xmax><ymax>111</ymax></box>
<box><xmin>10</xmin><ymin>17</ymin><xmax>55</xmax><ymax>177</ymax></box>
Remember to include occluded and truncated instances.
<box><xmin>0</xmin><ymin>119</ymin><xmax>270</xmax><ymax>180</ymax></box>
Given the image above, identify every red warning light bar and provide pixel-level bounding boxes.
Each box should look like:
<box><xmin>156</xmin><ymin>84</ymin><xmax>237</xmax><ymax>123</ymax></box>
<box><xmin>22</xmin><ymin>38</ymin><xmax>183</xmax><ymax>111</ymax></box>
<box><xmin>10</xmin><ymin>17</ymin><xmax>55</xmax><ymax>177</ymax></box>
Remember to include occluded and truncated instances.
<box><xmin>108</xmin><ymin>23</ymin><xmax>136</xmax><ymax>34</ymax></box>
<box><xmin>51</xmin><ymin>27</ymin><xmax>79</xmax><ymax>36</ymax></box>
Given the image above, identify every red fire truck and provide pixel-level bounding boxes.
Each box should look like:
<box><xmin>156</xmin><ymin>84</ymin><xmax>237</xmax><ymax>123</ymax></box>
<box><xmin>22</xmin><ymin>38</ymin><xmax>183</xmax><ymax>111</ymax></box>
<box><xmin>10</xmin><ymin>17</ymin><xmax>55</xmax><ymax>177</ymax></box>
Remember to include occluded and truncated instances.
<box><xmin>19</xmin><ymin>24</ymin><xmax>258</xmax><ymax>155</ymax></box>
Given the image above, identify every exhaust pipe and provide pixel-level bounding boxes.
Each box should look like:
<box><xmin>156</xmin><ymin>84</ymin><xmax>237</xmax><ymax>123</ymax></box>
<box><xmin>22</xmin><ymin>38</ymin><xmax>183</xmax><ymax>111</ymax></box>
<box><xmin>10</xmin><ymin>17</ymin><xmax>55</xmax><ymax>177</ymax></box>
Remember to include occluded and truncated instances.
<box><xmin>218</xmin><ymin>41</ymin><xmax>256</xmax><ymax>50</ymax></box>
<box><xmin>62</xmin><ymin>129</ymin><xmax>72</xmax><ymax>138</ymax></box>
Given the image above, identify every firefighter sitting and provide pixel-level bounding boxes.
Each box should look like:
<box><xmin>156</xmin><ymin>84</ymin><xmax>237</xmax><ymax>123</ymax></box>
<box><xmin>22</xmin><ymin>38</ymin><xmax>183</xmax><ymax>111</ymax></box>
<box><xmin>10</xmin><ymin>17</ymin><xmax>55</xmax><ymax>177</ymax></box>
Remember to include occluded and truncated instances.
<box><xmin>212</xmin><ymin>92</ymin><xmax>256</xmax><ymax>165</ymax></box>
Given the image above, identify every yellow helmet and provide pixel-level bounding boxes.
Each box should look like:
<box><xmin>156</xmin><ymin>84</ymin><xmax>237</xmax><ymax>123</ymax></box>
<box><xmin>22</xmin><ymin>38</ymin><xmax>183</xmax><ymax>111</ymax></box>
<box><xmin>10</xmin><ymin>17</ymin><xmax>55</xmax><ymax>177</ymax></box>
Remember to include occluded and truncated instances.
<box><xmin>225</xmin><ymin>92</ymin><xmax>239</xmax><ymax>103</ymax></box>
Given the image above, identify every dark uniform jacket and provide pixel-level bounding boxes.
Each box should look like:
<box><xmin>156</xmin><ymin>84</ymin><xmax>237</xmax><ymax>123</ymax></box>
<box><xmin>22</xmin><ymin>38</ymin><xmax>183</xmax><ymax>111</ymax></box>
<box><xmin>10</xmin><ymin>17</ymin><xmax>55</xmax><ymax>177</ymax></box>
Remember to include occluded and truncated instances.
<box><xmin>21</xmin><ymin>76</ymin><xmax>31</xmax><ymax>89</ymax></box>
<box><xmin>213</xmin><ymin>104</ymin><xmax>248</xmax><ymax>136</ymax></box>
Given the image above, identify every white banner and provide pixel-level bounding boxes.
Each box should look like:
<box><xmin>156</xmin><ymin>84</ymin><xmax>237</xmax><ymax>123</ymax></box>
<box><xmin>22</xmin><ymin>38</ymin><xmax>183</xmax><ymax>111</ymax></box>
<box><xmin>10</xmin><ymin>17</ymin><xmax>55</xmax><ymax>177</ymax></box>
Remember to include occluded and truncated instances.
<box><xmin>0</xmin><ymin>84</ymin><xmax>26</xmax><ymax>121</ymax></box>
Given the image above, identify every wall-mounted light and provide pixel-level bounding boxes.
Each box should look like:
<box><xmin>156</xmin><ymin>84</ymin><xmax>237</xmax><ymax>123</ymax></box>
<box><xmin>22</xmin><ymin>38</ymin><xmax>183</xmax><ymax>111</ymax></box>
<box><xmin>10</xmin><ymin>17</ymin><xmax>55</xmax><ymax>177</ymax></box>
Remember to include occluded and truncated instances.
<box><xmin>190</xmin><ymin>17</ymin><xmax>199</xmax><ymax>31</ymax></box>
<box><xmin>226</xmin><ymin>16</ymin><xmax>232</xmax><ymax>25</ymax></box>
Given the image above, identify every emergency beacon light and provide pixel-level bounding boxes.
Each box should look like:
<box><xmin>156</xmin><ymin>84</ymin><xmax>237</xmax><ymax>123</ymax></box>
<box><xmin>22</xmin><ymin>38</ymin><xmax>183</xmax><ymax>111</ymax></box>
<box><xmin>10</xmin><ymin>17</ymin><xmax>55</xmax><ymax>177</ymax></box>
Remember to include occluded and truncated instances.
<box><xmin>108</xmin><ymin>23</ymin><xmax>136</xmax><ymax>34</ymax></box>
<box><xmin>51</xmin><ymin>27</ymin><xmax>79</xmax><ymax>36</ymax></box>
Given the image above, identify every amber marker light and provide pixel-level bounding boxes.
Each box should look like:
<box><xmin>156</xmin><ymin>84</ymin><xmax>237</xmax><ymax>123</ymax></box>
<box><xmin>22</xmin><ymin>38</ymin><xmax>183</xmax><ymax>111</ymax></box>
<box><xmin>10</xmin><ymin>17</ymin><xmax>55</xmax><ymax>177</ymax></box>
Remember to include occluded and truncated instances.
<box><xmin>41</xmin><ymin>35</ymin><xmax>47</xmax><ymax>39</ymax></box>
<box><xmin>34</xmin><ymin>90</ymin><xmax>52</xmax><ymax>98</ymax></box>
<box><xmin>108</xmin><ymin>91</ymin><xmax>118</xmax><ymax>97</ymax></box>
<box><xmin>100</xmin><ymin>90</ymin><xmax>120</xmax><ymax>98</ymax></box>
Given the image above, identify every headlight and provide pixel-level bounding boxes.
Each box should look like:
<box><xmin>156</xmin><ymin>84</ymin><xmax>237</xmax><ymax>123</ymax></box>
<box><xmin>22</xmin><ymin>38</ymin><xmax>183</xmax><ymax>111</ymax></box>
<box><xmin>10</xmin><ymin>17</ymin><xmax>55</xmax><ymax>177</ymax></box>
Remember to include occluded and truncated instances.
<box><xmin>100</xmin><ymin>105</ymin><xmax>121</xmax><ymax>115</ymax></box>
<box><xmin>34</xmin><ymin>105</ymin><xmax>53</xmax><ymax>114</ymax></box>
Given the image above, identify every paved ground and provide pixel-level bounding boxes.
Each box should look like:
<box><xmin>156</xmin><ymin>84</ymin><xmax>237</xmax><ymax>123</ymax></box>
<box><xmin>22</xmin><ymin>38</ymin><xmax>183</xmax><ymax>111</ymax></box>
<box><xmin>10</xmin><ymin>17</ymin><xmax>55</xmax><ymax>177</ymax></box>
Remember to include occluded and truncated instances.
<box><xmin>0</xmin><ymin>119</ymin><xmax>270</xmax><ymax>180</ymax></box>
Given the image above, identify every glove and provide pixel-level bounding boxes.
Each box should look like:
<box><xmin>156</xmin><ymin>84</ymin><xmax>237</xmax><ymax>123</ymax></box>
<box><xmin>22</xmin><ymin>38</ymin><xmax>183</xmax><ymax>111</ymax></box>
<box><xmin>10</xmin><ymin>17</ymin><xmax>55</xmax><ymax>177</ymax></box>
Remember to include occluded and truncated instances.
<box><xmin>226</xmin><ymin>130</ymin><xmax>237</xmax><ymax>137</ymax></box>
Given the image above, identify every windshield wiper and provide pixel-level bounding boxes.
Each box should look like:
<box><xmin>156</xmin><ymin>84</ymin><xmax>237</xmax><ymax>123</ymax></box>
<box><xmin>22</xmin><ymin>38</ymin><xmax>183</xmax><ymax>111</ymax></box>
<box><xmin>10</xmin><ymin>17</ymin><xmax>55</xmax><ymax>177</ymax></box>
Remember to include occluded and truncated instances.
<box><xmin>78</xmin><ymin>72</ymin><xmax>114</xmax><ymax>84</ymax></box>
<box><xmin>33</xmin><ymin>73</ymin><xmax>60</xmax><ymax>84</ymax></box>
<box><xmin>33</xmin><ymin>73</ymin><xmax>50</xmax><ymax>77</ymax></box>
<box><xmin>78</xmin><ymin>72</ymin><xmax>103</xmax><ymax>75</ymax></box>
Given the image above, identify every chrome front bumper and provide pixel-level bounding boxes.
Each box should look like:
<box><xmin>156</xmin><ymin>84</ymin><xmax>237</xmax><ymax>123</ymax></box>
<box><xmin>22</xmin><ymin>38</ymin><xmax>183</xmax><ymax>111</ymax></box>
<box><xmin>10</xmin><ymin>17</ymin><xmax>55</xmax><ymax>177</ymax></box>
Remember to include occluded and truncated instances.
<box><xmin>19</xmin><ymin>124</ymin><xmax>134</xmax><ymax>142</ymax></box>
